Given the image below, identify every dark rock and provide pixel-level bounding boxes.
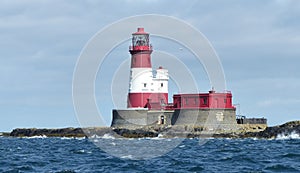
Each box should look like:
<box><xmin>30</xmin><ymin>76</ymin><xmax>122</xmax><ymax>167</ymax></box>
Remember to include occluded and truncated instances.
<box><xmin>234</xmin><ymin>120</ymin><xmax>300</xmax><ymax>139</ymax></box>
<box><xmin>0</xmin><ymin>132</ymin><xmax>10</xmax><ymax>137</ymax></box>
<box><xmin>113</xmin><ymin>128</ymin><xmax>158</xmax><ymax>138</ymax></box>
<box><xmin>10</xmin><ymin>128</ymin><xmax>86</xmax><ymax>138</ymax></box>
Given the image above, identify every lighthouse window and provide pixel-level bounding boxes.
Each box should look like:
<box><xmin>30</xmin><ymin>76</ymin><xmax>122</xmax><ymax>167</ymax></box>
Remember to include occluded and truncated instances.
<box><xmin>144</xmin><ymin>83</ymin><xmax>147</xmax><ymax>87</ymax></box>
<box><xmin>224</xmin><ymin>99</ymin><xmax>227</xmax><ymax>103</ymax></box>
<box><xmin>161</xmin><ymin>83</ymin><xmax>163</xmax><ymax>87</ymax></box>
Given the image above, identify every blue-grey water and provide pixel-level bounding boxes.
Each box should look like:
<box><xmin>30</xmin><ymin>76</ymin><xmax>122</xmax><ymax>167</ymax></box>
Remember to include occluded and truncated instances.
<box><xmin>0</xmin><ymin>135</ymin><xmax>299</xmax><ymax>172</ymax></box>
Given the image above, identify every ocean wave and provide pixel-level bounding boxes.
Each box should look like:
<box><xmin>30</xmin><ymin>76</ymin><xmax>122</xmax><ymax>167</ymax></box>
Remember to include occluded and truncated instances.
<box><xmin>75</xmin><ymin>137</ymin><xmax>86</xmax><ymax>140</ymax></box>
<box><xmin>89</xmin><ymin>134</ymin><xmax>101</xmax><ymax>138</ymax></box>
<box><xmin>120</xmin><ymin>155</ymin><xmax>133</xmax><ymax>159</ymax></box>
<box><xmin>157</xmin><ymin>133</ymin><xmax>164</xmax><ymax>138</ymax></box>
<box><xmin>59</xmin><ymin>137</ymin><xmax>73</xmax><ymax>140</ymax></box>
<box><xmin>101</xmin><ymin>133</ymin><xmax>115</xmax><ymax>139</ymax></box>
<box><xmin>60</xmin><ymin>136</ymin><xmax>86</xmax><ymax>140</ymax></box>
<box><xmin>23</xmin><ymin>135</ymin><xmax>48</xmax><ymax>139</ymax></box>
<box><xmin>144</xmin><ymin>133</ymin><xmax>164</xmax><ymax>140</ymax></box>
<box><xmin>89</xmin><ymin>133</ymin><xmax>115</xmax><ymax>139</ymax></box>
<box><xmin>71</xmin><ymin>149</ymin><xmax>92</xmax><ymax>154</ymax></box>
<box><xmin>276</xmin><ymin>131</ymin><xmax>300</xmax><ymax>140</ymax></box>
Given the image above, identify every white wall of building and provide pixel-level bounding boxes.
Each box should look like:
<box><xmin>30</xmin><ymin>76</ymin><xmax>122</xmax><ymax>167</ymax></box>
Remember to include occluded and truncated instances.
<box><xmin>129</xmin><ymin>67</ymin><xmax>169</xmax><ymax>93</ymax></box>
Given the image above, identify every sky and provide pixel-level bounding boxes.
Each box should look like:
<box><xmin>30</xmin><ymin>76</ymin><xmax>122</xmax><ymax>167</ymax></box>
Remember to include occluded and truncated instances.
<box><xmin>1</xmin><ymin>0</ymin><xmax>300</xmax><ymax>131</ymax></box>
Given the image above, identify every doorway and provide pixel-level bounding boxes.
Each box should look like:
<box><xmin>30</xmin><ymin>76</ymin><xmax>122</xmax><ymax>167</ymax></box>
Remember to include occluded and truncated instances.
<box><xmin>160</xmin><ymin>115</ymin><xmax>165</xmax><ymax>125</ymax></box>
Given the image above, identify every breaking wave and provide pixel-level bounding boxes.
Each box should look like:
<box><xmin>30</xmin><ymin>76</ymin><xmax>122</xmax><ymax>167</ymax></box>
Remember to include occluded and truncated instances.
<box><xmin>89</xmin><ymin>133</ymin><xmax>115</xmax><ymax>139</ymax></box>
<box><xmin>101</xmin><ymin>133</ymin><xmax>115</xmax><ymax>139</ymax></box>
<box><xmin>276</xmin><ymin>131</ymin><xmax>300</xmax><ymax>140</ymax></box>
<box><xmin>23</xmin><ymin>135</ymin><xmax>47</xmax><ymax>139</ymax></box>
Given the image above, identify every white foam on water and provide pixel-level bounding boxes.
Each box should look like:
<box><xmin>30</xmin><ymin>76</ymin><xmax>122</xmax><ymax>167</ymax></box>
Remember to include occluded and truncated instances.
<box><xmin>78</xmin><ymin>149</ymin><xmax>85</xmax><ymax>153</ymax></box>
<box><xmin>24</xmin><ymin>135</ymin><xmax>47</xmax><ymax>139</ymax></box>
<box><xmin>276</xmin><ymin>131</ymin><xmax>300</xmax><ymax>140</ymax></box>
<box><xmin>60</xmin><ymin>137</ymin><xmax>72</xmax><ymax>140</ymax></box>
<box><xmin>75</xmin><ymin>137</ymin><xmax>86</xmax><ymax>140</ymax></box>
<box><xmin>157</xmin><ymin>133</ymin><xmax>164</xmax><ymax>138</ymax></box>
<box><xmin>58</xmin><ymin>136</ymin><xmax>86</xmax><ymax>140</ymax></box>
<box><xmin>89</xmin><ymin>134</ymin><xmax>101</xmax><ymax>138</ymax></box>
<box><xmin>120</xmin><ymin>155</ymin><xmax>133</xmax><ymax>159</ymax></box>
<box><xmin>92</xmin><ymin>139</ymin><xmax>99</xmax><ymax>142</ymax></box>
<box><xmin>89</xmin><ymin>134</ymin><xmax>116</xmax><ymax>139</ymax></box>
<box><xmin>101</xmin><ymin>133</ymin><xmax>115</xmax><ymax>139</ymax></box>
<box><xmin>149</xmin><ymin>134</ymin><xmax>164</xmax><ymax>140</ymax></box>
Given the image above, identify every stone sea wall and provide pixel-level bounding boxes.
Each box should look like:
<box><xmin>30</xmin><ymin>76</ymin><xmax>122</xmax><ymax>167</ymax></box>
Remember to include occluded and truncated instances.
<box><xmin>111</xmin><ymin>109</ymin><xmax>237</xmax><ymax>129</ymax></box>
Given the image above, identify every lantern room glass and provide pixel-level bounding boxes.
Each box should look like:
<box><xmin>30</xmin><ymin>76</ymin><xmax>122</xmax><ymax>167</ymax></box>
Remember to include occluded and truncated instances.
<box><xmin>132</xmin><ymin>34</ymin><xmax>149</xmax><ymax>46</ymax></box>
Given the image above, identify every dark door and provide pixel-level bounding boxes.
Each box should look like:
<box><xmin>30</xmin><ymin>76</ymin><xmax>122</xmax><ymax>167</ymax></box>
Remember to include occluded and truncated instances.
<box><xmin>161</xmin><ymin>116</ymin><xmax>165</xmax><ymax>124</ymax></box>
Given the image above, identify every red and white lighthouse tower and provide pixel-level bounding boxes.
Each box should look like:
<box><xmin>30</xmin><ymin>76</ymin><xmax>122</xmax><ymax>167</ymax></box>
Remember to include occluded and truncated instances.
<box><xmin>127</xmin><ymin>28</ymin><xmax>169</xmax><ymax>108</ymax></box>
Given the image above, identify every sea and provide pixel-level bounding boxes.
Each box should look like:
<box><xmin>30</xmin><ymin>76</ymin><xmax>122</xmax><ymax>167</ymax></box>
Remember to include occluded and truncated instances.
<box><xmin>0</xmin><ymin>133</ymin><xmax>299</xmax><ymax>173</ymax></box>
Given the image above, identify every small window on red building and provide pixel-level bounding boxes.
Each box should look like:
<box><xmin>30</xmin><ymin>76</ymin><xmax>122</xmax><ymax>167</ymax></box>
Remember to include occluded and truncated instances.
<box><xmin>185</xmin><ymin>98</ymin><xmax>188</xmax><ymax>105</ymax></box>
<box><xmin>194</xmin><ymin>98</ymin><xmax>198</xmax><ymax>105</ymax></box>
<box><xmin>224</xmin><ymin>99</ymin><xmax>227</xmax><ymax>103</ymax></box>
<box><xmin>203</xmin><ymin>98</ymin><xmax>207</xmax><ymax>105</ymax></box>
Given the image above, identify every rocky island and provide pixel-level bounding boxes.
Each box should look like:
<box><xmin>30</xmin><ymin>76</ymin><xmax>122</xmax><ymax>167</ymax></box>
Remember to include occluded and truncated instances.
<box><xmin>2</xmin><ymin>120</ymin><xmax>299</xmax><ymax>139</ymax></box>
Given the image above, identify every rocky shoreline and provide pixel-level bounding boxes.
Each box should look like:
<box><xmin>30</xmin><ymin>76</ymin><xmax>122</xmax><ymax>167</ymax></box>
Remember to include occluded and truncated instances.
<box><xmin>1</xmin><ymin>121</ymin><xmax>299</xmax><ymax>139</ymax></box>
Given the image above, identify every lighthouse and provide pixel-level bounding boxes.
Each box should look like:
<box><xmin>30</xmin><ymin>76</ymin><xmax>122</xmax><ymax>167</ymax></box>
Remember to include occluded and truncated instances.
<box><xmin>127</xmin><ymin>28</ymin><xmax>169</xmax><ymax>108</ymax></box>
<box><xmin>112</xmin><ymin>27</ymin><xmax>242</xmax><ymax>129</ymax></box>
